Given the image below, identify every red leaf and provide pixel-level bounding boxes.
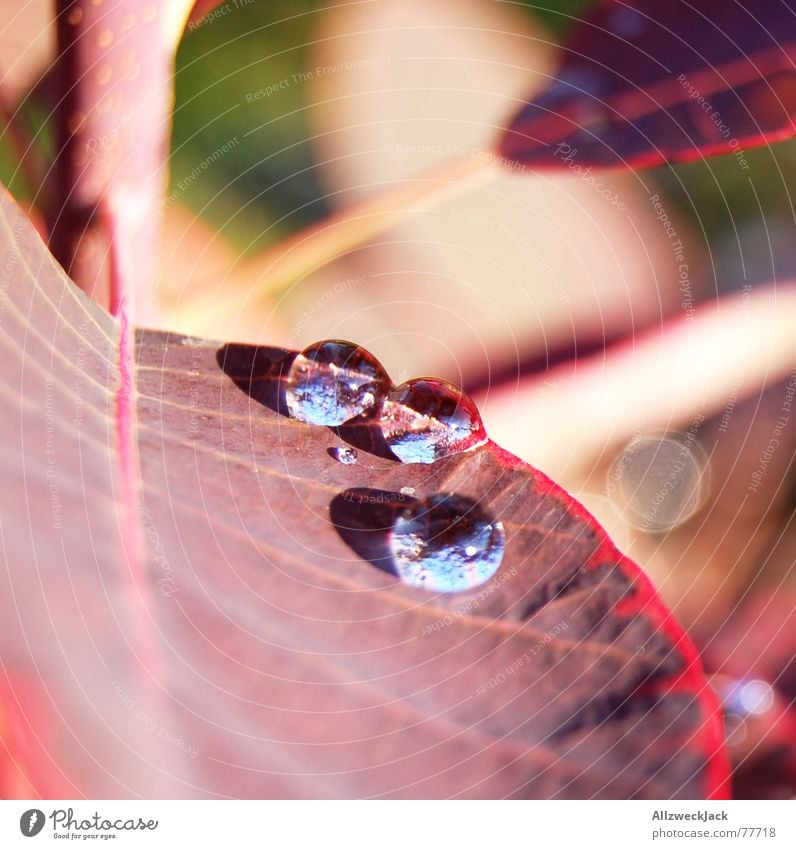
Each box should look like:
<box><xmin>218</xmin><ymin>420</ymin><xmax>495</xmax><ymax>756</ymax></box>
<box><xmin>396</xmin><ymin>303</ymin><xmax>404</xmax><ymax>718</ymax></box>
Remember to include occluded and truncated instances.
<box><xmin>49</xmin><ymin>0</ymin><xmax>193</xmax><ymax>311</ymax></box>
<box><xmin>500</xmin><ymin>0</ymin><xmax>796</xmax><ymax>170</ymax></box>
<box><xmin>0</xmin><ymin>189</ymin><xmax>728</xmax><ymax>798</ymax></box>
<box><xmin>0</xmin><ymin>677</ymin><xmax>61</xmax><ymax>798</ymax></box>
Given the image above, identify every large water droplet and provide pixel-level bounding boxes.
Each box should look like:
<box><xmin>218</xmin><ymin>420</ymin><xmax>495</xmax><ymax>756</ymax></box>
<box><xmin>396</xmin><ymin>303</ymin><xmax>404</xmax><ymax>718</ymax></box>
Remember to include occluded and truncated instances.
<box><xmin>285</xmin><ymin>340</ymin><xmax>390</xmax><ymax>426</ymax></box>
<box><xmin>380</xmin><ymin>378</ymin><xmax>487</xmax><ymax>464</ymax></box>
<box><xmin>390</xmin><ymin>494</ymin><xmax>505</xmax><ymax>592</ymax></box>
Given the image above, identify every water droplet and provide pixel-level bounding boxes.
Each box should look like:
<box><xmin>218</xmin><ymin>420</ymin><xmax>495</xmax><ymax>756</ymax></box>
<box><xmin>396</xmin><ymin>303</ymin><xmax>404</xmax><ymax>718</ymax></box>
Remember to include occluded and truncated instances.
<box><xmin>607</xmin><ymin>433</ymin><xmax>708</xmax><ymax>532</ymax></box>
<box><xmin>330</xmin><ymin>446</ymin><xmax>358</xmax><ymax>465</ymax></box>
<box><xmin>399</xmin><ymin>486</ymin><xmax>416</xmax><ymax>496</ymax></box>
<box><xmin>380</xmin><ymin>378</ymin><xmax>487</xmax><ymax>464</ymax></box>
<box><xmin>389</xmin><ymin>494</ymin><xmax>505</xmax><ymax>592</ymax></box>
<box><xmin>285</xmin><ymin>340</ymin><xmax>390</xmax><ymax>426</ymax></box>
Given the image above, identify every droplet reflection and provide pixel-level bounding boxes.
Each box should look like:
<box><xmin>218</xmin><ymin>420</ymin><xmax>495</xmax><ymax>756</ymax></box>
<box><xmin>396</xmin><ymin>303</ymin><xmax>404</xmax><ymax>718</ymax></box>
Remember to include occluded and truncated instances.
<box><xmin>285</xmin><ymin>340</ymin><xmax>390</xmax><ymax>426</ymax></box>
<box><xmin>380</xmin><ymin>378</ymin><xmax>487</xmax><ymax>464</ymax></box>
<box><xmin>389</xmin><ymin>494</ymin><xmax>505</xmax><ymax>592</ymax></box>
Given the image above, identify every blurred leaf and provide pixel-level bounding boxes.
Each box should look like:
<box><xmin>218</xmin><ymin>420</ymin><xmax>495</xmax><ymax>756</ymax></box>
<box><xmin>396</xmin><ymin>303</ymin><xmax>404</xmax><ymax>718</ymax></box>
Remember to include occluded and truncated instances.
<box><xmin>501</xmin><ymin>0</ymin><xmax>796</xmax><ymax>170</ymax></box>
<box><xmin>47</xmin><ymin>0</ymin><xmax>195</xmax><ymax>311</ymax></box>
<box><xmin>0</xmin><ymin>0</ymin><xmax>53</xmax><ymax>101</ymax></box>
<box><xmin>478</xmin><ymin>282</ymin><xmax>796</xmax><ymax>481</ymax></box>
<box><xmin>0</xmin><ymin>0</ymin><xmax>53</xmax><ymax>203</ymax></box>
<box><xmin>0</xmin><ymin>188</ymin><xmax>728</xmax><ymax>798</ymax></box>
<box><xmin>0</xmin><ymin>677</ymin><xmax>57</xmax><ymax>797</ymax></box>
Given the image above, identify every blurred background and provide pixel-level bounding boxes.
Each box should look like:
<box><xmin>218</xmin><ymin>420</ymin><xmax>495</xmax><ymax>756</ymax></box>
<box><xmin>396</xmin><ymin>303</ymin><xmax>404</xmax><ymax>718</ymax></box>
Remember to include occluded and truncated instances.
<box><xmin>1</xmin><ymin>0</ymin><xmax>794</xmax><ymax>797</ymax></box>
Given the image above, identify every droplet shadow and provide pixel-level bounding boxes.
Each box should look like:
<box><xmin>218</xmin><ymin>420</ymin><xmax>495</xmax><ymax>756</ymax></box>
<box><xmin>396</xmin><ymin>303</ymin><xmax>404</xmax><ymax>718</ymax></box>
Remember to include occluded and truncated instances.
<box><xmin>216</xmin><ymin>342</ymin><xmax>295</xmax><ymax>416</ymax></box>
<box><xmin>334</xmin><ymin>419</ymin><xmax>399</xmax><ymax>461</ymax></box>
<box><xmin>330</xmin><ymin>487</ymin><xmax>417</xmax><ymax>577</ymax></box>
<box><xmin>216</xmin><ymin>342</ymin><xmax>400</xmax><ymax>461</ymax></box>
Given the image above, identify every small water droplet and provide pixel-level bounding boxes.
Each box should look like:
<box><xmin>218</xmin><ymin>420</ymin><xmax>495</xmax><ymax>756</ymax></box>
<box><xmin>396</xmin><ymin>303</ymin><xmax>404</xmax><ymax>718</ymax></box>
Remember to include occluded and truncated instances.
<box><xmin>380</xmin><ymin>378</ymin><xmax>487</xmax><ymax>464</ymax></box>
<box><xmin>399</xmin><ymin>486</ymin><xmax>416</xmax><ymax>496</ymax></box>
<box><xmin>330</xmin><ymin>446</ymin><xmax>358</xmax><ymax>465</ymax></box>
<box><xmin>390</xmin><ymin>494</ymin><xmax>505</xmax><ymax>592</ymax></box>
<box><xmin>285</xmin><ymin>340</ymin><xmax>390</xmax><ymax>426</ymax></box>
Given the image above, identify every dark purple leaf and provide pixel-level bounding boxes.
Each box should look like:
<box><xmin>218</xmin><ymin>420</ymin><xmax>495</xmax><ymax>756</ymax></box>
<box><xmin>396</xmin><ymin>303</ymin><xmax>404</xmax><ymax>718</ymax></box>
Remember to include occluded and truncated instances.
<box><xmin>500</xmin><ymin>0</ymin><xmax>796</xmax><ymax>170</ymax></box>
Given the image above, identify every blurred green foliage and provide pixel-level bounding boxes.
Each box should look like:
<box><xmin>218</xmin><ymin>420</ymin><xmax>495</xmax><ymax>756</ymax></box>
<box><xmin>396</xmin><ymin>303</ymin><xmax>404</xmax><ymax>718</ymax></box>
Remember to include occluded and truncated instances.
<box><xmin>0</xmin><ymin>97</ymin><xmax>52</xmax><ymax>205</ymax></box>
<box><xmin>172</xmin><ymin>0</ymin><xmax>328</xmax><ymax>253</ymax></box>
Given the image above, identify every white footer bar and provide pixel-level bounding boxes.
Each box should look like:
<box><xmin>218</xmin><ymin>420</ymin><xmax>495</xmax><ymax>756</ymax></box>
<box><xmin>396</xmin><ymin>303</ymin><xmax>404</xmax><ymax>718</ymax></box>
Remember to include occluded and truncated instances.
<box><xmin>1</xmin><ymin>800</ymin><xmax>793</xmax><ymax>848</ymax></box>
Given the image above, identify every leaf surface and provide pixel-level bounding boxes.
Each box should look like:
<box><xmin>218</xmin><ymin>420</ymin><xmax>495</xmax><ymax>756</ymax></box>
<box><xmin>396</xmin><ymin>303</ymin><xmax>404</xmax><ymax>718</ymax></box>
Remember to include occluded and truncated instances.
<box><xmin>500</xmin><ymin>0</ymin><xmax>796</xmax><ymax>170</ymax></box>
<box><xmin>0</xmin><ymin>189</ymin><xmax>728</xmax><ymax>799</ymax></box>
